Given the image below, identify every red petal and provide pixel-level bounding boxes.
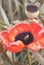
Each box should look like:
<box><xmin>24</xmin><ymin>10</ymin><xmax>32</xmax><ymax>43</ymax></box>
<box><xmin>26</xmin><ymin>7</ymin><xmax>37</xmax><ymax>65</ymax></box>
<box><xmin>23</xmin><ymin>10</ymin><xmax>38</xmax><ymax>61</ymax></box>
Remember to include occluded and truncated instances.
<box><xmin>37</xmin><ymin>29</ymin><xmax>44</xmax><ymax>40</ymax></box>
<box><xmin>29</xmin><ymin>22</ymin><xmax>42</xmax><ymax>34</ymax></box>
<box><xmin>39</xmin><ymin>38</ymin><xmax>44</xmax><ymax>49</ymax></box>
<box><xmin>0</xmin><ymin>31</ymin><xmax>11</xmax><ymax>46</ymax></box>
<box><xmin>1</xmin><ymin>31</ymin><xmax>9</xmax><ymax>40</ymax></box>
<box><xmin>9</xmin><ymin>23</ymin><xmax>33</xmax><ymax>41</ymax></box>
<box><xmin>0</xmin><ymin>31</ymin><xmax>24</xmax><ymax>52</ymax></box>
<box><xmin>26</xmin><ymin>28</ymin><xmax>44</xmax><ymax>52</ymax></box>
<box><xmin>29</xmin><ymin>22</ymin><xmax>42</xmax><ymax>40</ymax></box>
<box><xmin>26</xmin><ymin>41</ymin><xmax>41</xmax><ymax>52</ymax></box>
<box><xmin>38</xmin><ymin>31</ymin><xmax>44</xmax><ymax>49</ymax></box>
<box><xmin>6</xmin><ymin>41</ymin><xmax>24</xmax><ymax>52</ymax></box>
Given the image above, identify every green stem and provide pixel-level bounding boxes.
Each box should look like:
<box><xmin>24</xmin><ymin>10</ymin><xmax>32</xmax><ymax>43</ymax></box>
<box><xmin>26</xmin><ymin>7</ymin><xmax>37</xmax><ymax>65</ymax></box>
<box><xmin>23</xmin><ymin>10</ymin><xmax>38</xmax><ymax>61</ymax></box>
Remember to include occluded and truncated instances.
<box><xmin>26</xmin><ymin>49</ymin><xmax>31</xmax><ymax>65</ymax></box>
<box><xmin>0</xmin><ymin>24</ymin><xmax>8</xmax><ymax>29</ymax></box>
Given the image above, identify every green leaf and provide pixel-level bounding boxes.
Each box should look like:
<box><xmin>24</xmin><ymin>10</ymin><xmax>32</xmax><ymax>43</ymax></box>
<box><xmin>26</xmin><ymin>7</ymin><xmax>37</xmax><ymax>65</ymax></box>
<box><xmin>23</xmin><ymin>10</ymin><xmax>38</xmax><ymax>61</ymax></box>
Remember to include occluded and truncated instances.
<box><xmin>0</xmin><ymin>20</ymin><xmax>8</xmax><ymax>26</ymax></box>
<box><xmin>0</xmin><ymin>20</ymin><xmax>8</xmax><ymax>31</ymax></box>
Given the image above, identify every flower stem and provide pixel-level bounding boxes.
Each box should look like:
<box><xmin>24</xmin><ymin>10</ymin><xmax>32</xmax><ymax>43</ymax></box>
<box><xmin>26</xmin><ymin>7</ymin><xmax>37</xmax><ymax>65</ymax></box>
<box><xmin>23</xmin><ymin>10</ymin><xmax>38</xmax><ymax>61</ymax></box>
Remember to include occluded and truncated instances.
<box><xmin>26</xmin><ymin>49</ymin><xmax>31</xmax><ymax>65</ymax></box>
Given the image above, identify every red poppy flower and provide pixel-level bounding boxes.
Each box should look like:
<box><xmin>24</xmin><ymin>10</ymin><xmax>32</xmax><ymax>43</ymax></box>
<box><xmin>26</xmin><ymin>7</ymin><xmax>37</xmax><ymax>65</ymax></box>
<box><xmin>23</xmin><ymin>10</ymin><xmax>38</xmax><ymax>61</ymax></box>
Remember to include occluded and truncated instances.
<box><xmin>0</xmin><ymin>22</ymin><xmax>44</xmax><ymax>52</ymax></box>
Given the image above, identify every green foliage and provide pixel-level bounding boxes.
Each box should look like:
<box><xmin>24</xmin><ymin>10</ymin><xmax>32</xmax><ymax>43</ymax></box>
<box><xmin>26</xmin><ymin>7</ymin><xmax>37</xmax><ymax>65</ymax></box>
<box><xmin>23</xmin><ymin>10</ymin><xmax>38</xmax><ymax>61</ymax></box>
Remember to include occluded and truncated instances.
<box><xmin>0</xmin><ymin>20</ymin><xmax>8</xmax><ymax>31</ymax></box>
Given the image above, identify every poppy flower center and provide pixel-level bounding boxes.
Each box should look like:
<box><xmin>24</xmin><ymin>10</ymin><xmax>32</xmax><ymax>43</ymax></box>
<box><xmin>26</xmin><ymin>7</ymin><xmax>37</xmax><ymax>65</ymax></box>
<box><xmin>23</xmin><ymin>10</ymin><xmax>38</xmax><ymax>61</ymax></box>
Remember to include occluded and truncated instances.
<box><xmin>15</xmin><ymin>32</ymin><xmax>34</xmax><ymax>45</ymax></box>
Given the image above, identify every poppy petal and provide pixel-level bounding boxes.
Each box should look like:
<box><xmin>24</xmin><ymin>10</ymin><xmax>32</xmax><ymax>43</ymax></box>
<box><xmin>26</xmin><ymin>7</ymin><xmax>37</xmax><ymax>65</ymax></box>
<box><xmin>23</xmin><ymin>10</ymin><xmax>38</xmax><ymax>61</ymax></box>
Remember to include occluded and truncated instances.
<box><xmin>37</xmin><ymin>29</ymin><xmax>44</xmax><ymax>40</ymax></box>
<box><xmin>29</xmin><ymin>22</ymin><xmax>42</xmax><ymax>34</ymax></box>
<box><xmin>0</xmin><ymin>31</ymin><xmax>11</xmax><ymax>46</ymax></box>
<box><xmin>6</xmin><ymin>41</ymin><xmax>24</xmax><ymax>52</ymax></box>
<box><xmin>26</xmin><ymin>41</ymin><xmax>41</xmax><ymax>52</ymax></box>
<box><xmin>0</xmin><ymin>31</ymin><xmax>25</xmax><ymax>52</ymax></box>
<box><xmin>38</xmin><ymin>31</ymin><xmax>44</xmax><ymax>48</ymax></box>
<box><xmin>39</xmin><ymin>38</ymin><xmax>44</xmax><ymax>49</ymax></box>
<box><xmin>29</xmin><ymin>22</ymin><xmax>43</xmax><ymax>40</ymax></box>
<box><xmin>9</xmin><ymin>23</ymin><xmax>33</xmax><ymax>41</ymax></box>
<box><xmin>26</xmin><ymin>26</ymin><xmax>44</xmax><ymax>51</ymax></box>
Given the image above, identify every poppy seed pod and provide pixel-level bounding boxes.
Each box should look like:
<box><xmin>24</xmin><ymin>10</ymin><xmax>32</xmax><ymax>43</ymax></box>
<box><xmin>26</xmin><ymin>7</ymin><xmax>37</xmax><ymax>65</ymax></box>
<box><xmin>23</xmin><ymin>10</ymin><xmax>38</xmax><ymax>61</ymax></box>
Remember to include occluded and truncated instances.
<box><xmin>25</xmin><ymin>5</ymin><xmax>39</xmax><ymax>18</ymax></box>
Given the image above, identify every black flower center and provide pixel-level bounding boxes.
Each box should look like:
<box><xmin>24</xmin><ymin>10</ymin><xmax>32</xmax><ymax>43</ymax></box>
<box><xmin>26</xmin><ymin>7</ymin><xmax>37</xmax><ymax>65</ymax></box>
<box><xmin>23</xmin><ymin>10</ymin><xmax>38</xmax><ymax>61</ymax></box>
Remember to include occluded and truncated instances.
<box><xmin>15</xmin><ymin>32</ymin><xmax>34</xmax><ymax>45</ymax></box>
<box><xmin>26</xmin><ymin>5</ymin><xmax>38</xmax><ymax>12</ymax></box>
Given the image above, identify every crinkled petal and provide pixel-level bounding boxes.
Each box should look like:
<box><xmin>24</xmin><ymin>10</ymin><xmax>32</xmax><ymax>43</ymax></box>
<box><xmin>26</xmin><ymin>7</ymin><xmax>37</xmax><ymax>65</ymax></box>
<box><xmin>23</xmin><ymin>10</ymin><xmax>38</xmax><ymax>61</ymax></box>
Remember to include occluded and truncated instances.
<box><xmin>26</xmin><ymin>24</ymin><xmax>44</xmax><ymax>51</ymax></box>
<box><xmin>29</xmin><ymin>22</ymin><xmax>42</xmax><ymax>34</ymax></box>
<box><xmin>37</xmin><ymin>29</ymin><xmax>44</xmax><ymax>40</ymax></box>
<box><xmin>38</xmin><ymin>31</ymin><xmax>44</xmax><ymax>49</ymax></box>
<box><xmin>29</xmin><ymin>22</ymin><xmax>43</xmax><ymax>40</ymax></box>
<box><xmin>6</xmin><ymin>41</ymin><xmax>24</xmax><ymax>52</ymax></box>
<box><xmin>26</xmin><ymin>41</ymin><xmax>41</xmax><ymax>52</ymax></box>
<box><xmin>0</xmin><ymin>31</ymin><xmax>24</xmax><ymax>52</ymax></box>
<box><xmin>0</xmin><ymin>31</ymin><xmax>11</xmax><ymax>46</ymax></box>
<box><xmin>9</xmin><ymin>23</ymin><xmax>33</xmax><ymax>41</ymax></box>
<box><xmin>26</xmin><ymin>31</ymin><xmax>44</xmax><ymax>51</ymax></box>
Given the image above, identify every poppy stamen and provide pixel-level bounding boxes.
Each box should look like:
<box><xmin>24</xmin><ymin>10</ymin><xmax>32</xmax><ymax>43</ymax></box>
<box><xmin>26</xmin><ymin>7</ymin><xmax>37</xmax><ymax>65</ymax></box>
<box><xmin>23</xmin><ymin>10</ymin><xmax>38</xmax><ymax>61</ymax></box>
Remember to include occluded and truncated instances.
<box><xmin>15</xmin><ymin>32</ymin><xmax>34</xmax><ymax>45</ymax></box>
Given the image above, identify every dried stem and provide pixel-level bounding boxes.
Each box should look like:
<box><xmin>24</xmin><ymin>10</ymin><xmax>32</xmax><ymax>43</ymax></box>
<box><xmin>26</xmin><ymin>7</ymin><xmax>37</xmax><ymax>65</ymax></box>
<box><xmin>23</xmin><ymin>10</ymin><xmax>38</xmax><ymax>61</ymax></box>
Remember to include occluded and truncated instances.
<box><xmin>26</xmin><ymin>49</ymin><xmax>31</xmax><ymax>65</ymax></box>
